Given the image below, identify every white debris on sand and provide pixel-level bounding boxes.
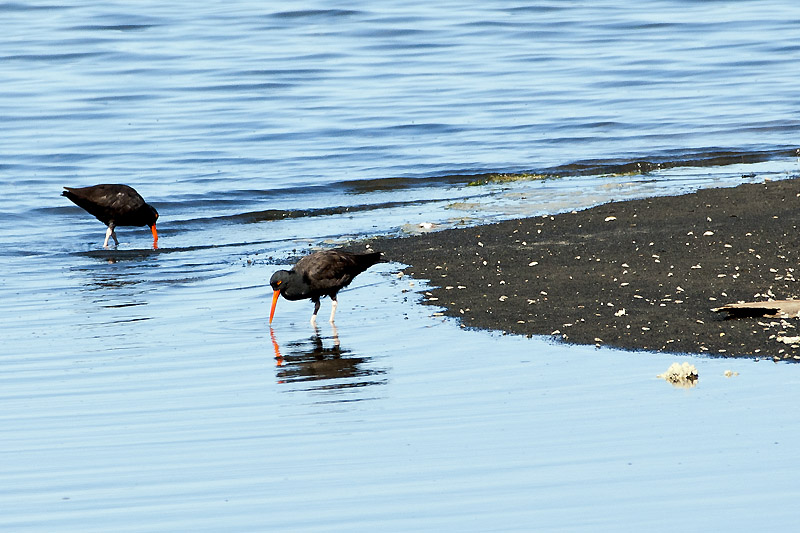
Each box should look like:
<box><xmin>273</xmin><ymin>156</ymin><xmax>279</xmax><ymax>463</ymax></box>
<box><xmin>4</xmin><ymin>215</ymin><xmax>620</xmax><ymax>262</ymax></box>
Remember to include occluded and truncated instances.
<box><xmin>657</xmin><ymin>362</ymin><xmax>699</xmax><ymax>388</ymax></box>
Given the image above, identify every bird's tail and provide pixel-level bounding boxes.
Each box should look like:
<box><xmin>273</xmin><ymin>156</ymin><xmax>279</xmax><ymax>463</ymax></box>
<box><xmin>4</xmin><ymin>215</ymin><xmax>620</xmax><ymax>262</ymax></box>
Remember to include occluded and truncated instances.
<box><xmin>61</xmin><ymin>188</ymin><xmax>85</xmax><ymax>208</ymax></box>
<box><xmin>362</xmin><ymin>251</ymin><xmax>387</xmax><ymax>265</ymax></box>
<box><xmin>348</xmin><ymin>251</ymin><xmax>386</xmax><ymax>276</ymax></box>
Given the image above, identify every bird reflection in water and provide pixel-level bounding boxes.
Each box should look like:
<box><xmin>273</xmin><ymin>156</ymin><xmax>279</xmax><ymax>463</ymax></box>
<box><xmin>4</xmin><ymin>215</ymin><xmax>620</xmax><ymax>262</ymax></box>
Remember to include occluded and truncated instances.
<box><xmin>269</xmin><ymin>325</ymin><xmax>387</xmax><ymax>394</ymax></box>
<box><xmin>71</xmin><ymin>247</ymin><xmax>167</xmax><ymax>310</ymax></box>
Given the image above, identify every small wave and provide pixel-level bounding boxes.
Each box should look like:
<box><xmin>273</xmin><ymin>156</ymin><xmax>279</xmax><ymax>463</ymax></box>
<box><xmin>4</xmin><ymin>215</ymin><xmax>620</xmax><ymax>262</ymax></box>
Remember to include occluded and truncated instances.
<box><xmin>322</xmin><ymin>146</ymin><xmax>800</xmax><ymax>192</ymax></box>
<box><xmin>554</xmin><ymin>147</ymin><xmax>800</xmax><ymax>177</ymax></box>
<box><xmin>0</xmin><ymin>3</ymin><xmax>67</xmax><ymax>12</ymax></box>
<box><xmin>270</xmin><ymin>9</ymin><xmax>362</xmax><ymax>19</ymax></box>
<box><xmin>103</xmin><ymin>145</ymin><xmax>800</xmax><ymax>232</ymax></box>
<box><xmin>2</xmin><ymin>52</ymin><xmax>106</xmax><ymax>62</ymax></box>
<box><xmin>69</xmin><ymin>24</ymin><xmax>156</xmax><ymax>32</ymax></box>
<box><xmin>168</xmin><ymin>194</ymin><xmax>480</xmax><ymax>229</ymax></box>
<box><xmin>73</xmin><ymin>236</ymin><xmax>310</xmax><ymax>260</ymax></box>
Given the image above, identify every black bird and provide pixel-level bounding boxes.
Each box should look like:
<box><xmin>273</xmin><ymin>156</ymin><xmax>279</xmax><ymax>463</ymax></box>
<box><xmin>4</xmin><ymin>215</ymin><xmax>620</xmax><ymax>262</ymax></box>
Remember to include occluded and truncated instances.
<box><xmin>62</xmin><ymin>184</ymin><xmax>159</xmax><ymax>248</ymax></box>
<box><xmin>269</xmin><ymin>249</ymin><xmax>385</xmax><ymax>324</ymax></box>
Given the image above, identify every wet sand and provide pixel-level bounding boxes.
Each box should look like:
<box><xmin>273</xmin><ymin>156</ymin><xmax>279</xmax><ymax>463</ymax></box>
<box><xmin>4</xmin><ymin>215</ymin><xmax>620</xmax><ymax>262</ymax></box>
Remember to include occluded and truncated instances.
<box><xmin>379</xmin><ymin>177</ymin><xmax>800</xmax><ymax>360</ymax></box>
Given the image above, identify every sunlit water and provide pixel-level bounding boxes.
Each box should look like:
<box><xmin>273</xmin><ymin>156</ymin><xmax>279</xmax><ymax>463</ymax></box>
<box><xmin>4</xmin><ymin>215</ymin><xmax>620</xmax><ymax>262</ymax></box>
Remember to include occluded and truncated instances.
<box><xmin>3</xmin><ymin>1</ymin><xmax>800</xmax><ymax>530</ymax></box>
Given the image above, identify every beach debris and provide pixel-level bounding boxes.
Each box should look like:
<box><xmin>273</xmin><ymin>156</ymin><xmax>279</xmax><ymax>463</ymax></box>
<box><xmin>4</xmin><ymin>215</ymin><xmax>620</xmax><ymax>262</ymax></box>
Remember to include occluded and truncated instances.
<box><xmin>724</xmin><ymin>370</ymin><xmax>739</xmax><ymax>378</ymax></box>
<box><xmin>658</xmin><ymin>362</ymin><xmax>699</xmax><ymax>388</ymax></box>
<box><xmin>401</xmin><ymin>222</ymin><xmax>438</xmax><ymax>234</ymax></box>
<box><xmin>614</xmin><ymin>308</ymin><xmax>626</xmax><ymax>317</ymax></box>
<box><xmin>712</xmin><ymin>300</ymin><xmax>800</xmax><ymax>319</ymax></box>
<box><xmin>604</xmin><ymin>216</ymin><xmax>617</xmax><ymax>222</ymax></box>
<box><xmin>777</xmin><ymin>335</ymin><xmax>800</xmax><ymax>345</ymax></box>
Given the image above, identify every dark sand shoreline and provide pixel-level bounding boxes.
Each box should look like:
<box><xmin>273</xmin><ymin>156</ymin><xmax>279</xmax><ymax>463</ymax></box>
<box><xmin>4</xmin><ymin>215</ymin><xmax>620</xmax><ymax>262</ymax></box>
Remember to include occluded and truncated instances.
<box><xmin>377</xmin><ymin>177</ymin><xmax>800</xmax><ymax>360</ymax></box>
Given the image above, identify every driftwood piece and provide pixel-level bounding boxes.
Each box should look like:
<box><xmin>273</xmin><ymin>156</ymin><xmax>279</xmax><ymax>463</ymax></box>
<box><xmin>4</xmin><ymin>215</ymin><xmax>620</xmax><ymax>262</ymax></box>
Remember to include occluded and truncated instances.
<box><xmin>712</xmin><ymin>300</ymin><xmax>800</xmax><ymax>319</ymax></box>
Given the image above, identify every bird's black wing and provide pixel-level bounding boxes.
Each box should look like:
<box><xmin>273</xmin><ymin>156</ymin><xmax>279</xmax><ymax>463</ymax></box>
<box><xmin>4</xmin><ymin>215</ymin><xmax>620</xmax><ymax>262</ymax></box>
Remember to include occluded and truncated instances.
<box><xmin>93</xmin><ymin>185</ymin><xmax>147</xmax><ymax>218</ymax></box>
<box><xmin>296</xmin><ymin>250</ymin><xmax>360</xmax><ymax>293</ymax></box>
<box><xmin>63</xmin><ymin>184</ymin><xmax>147</xmax><ymax>224</ymax></box>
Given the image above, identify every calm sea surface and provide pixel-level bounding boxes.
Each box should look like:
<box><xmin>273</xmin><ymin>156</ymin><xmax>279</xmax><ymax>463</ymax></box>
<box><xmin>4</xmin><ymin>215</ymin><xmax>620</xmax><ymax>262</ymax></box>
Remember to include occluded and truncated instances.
<box><xmin>3</xmin><ymin>1</ymin><xmax>800</xmax><ymax>530</ymax></box>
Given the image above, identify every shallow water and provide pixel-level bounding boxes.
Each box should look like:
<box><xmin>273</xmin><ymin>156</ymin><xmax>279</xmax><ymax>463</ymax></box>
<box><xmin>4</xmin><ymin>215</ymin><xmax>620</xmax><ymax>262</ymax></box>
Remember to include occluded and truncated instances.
<box><xmin>3</xmin><ymin>1</ymin><xmax>800</xmax><ymax>530</ymax></box>
<box><xmin>5</xmin><ymin>266</ymin><xmax>800</xmax><ymax>531</ymax></box>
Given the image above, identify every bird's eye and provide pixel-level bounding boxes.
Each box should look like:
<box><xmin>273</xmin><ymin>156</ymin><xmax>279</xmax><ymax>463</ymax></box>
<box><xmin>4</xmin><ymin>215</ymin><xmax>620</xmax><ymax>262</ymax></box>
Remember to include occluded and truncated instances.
<box><xmin>276</xmin><ymin>280</ymin><xmax>282</xmax><ymax>286</ymax></box>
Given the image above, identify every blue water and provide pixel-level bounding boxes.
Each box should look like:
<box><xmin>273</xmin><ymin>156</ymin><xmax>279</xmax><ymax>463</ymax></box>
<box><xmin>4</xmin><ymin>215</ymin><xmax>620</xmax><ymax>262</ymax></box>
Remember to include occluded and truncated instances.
<box><xmin>3</xmin><ymin>1</ymin><xmax>800</xmax><ymax>530</ymax></box>
<box><xmin>4</xmin><ymin>2</ymin><xmax>800</xmax><ymax>212</ymax></box>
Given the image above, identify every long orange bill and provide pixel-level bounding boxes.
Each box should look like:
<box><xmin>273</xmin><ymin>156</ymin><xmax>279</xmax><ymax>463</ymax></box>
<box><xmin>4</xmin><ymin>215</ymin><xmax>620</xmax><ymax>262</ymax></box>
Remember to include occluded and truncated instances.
<box><xmin>150</xmin><ymin>224</ymin><xmax>158</xmax><ymax>249</ymax></box>
<box><xmin>269</xmin><ymin>289</ymin><xmax>281</xmax><ymax>323</ymax></box>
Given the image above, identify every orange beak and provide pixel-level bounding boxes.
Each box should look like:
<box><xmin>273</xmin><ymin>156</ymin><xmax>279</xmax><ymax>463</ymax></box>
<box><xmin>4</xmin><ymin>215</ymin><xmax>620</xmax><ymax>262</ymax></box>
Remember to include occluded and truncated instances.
<box><xmin>150</xmin><ymin>224</ymin><xmax>158</xmax><ymax>248</ymax></box>
<box><xmin>269</xmin><ymin>289</ymin><xmax>281</xmax><ymax>323</ymax></box>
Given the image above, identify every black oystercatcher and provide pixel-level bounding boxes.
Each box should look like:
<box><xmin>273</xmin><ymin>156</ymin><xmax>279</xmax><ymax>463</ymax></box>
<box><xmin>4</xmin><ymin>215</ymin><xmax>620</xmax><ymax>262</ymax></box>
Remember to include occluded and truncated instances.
<box><xmin>62</xmin><ymin>184</ymin><xmax>159</xmax><ymax>248</ymax></box>
<box><xmin>269</xmin><ymin>249</ymin><xmax>385</xmax><ymax>324</ymax></box>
